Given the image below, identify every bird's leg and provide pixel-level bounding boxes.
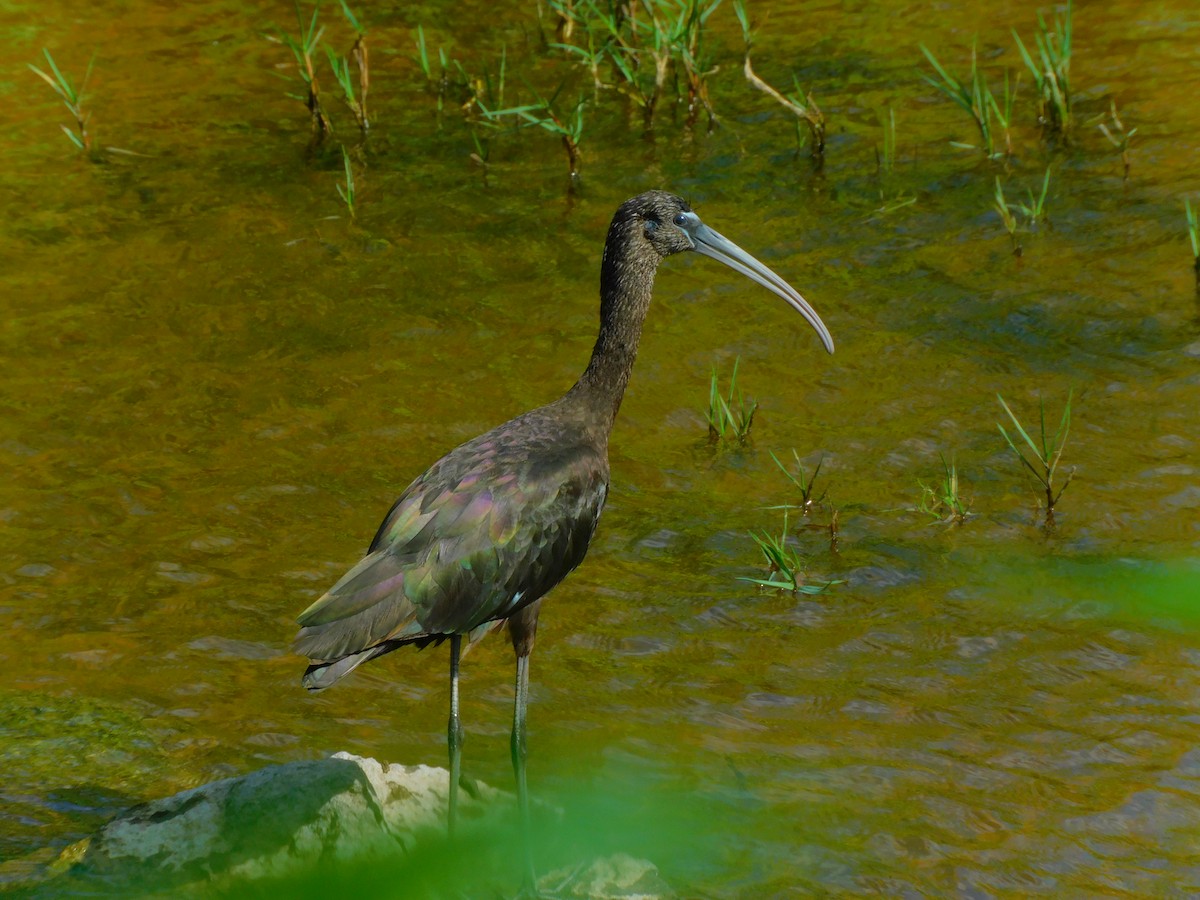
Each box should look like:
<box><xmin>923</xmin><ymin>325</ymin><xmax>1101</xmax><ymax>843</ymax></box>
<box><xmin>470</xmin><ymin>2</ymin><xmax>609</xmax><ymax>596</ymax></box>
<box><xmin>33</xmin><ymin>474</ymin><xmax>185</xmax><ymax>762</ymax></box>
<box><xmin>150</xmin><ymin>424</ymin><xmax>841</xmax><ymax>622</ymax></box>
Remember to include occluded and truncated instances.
<box><xmin>507</xmin><ymin>601</ymin><xmax>541</xmax><ymax>895</ymax></box>
<box><xmin>511</xmin><ymin>650</ymin><xmax>537</xmax><ymax>893</ymax></box>
<box><xmin>447</xmin><ymin>633</ymin><xmax>464</xmax><ymax>838</ymax></box>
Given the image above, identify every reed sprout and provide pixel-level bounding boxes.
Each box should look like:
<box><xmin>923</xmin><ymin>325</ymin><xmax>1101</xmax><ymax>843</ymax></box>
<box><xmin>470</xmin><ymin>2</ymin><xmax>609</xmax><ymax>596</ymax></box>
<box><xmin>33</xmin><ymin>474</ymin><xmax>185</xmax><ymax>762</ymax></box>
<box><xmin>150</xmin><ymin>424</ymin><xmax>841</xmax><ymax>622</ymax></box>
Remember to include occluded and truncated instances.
<box><xmin>1098</xmin><ymin>101</ymin><xmax>1135</xmax><ymax>181</ymax></box>
<box><xmin>478</xmin><ymin>84</ymin><xmax>585</xmax><ymax>187</ymax></box>
<box><xmin>28</xmin><ymin>49</ymin><xmax>93</xmax><ymax>153</ymax></box>
<box><xmin>920</xmin><ymin>42</ymin><xmax>1014</xmax><ymax>159</ymax></box>
<box><xmin>740</xmin><ymin>510</ymin><xmax>842</xmax><ymax>594</ymax></box>
<box><xmin>1013</xmin><ymin>0</ymin><xmax>1072</xmax><ymax>140</ymax></box>
<box><xmin>877</xmin><ymin>106</ymin><xmax>897</xmax><ymax>174</ymax></box>
<box><xmin>414</xmin><ymin>26</ymin><xmax>458</xmax><ymax>112</ymax></box>
<box><xmin>549</xmin><ymin>0</ymin><xmax>719</xmax><ymax>130</ymax></box>
<box><xmin>915</xmin><ymin>453</ymin><xmax>970</xmax><ymax>524</ymax></box>
<box><xmin>997</xmin><ymin>391</ymin><xmax>1075</xmax><ymax>526</ymax></box>
<box><xmin>284</xmin><ymin>2</ymin><xmax>331</xmax><ymax>138</ymax></box>
<box><xmin>736</xmin><ymin>1</ymin><xmax>824</xmax><ymax>158</ymax></box>
<box><xmin>335</xmin><ymin>145</ymin><xmax>356</xmax><ymax>219</ymax></box>
<box><xmin>332</xmin><ymin>0</ymin><xmax>368</xmax><ymax>130</ymax></box>
<box><xmin>769</xmin><ymin>450</ymin><xmax>827</xmax><ymax>515</ymax></box>
<box><xmin>706</xmin><ymin>356</ymin><xmax>757</xmax><ymax>444</ymax></box>
<box><xmin>1011</xmin><ymin>166</ymin><xmax>1052</xmax><ymax>228</ymax></box>
<box><xmin>993</xmin><ymin>178</ymin><xmax>1021</xmax><ymax>256</ymax></box>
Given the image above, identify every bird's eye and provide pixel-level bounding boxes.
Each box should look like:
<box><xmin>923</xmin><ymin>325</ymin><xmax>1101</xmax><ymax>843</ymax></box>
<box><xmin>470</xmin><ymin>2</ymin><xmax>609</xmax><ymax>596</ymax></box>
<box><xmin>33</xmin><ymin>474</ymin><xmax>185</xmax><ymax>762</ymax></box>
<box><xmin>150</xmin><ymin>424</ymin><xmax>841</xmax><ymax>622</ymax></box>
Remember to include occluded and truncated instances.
<box><xmin>673</xmin><ymin>213</ymin><xmax>689</xmax><ymax>227</ymax></box>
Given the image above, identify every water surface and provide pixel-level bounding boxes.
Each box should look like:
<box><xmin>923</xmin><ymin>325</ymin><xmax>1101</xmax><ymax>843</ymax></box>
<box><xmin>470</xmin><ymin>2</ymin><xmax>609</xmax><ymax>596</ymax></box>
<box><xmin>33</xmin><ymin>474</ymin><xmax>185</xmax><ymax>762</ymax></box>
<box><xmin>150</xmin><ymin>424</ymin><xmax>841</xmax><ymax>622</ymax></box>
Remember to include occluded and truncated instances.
<box><xmin>2</xmin><ymin>0</ymin><xmax>1200</xmax><ymax>894</ymax></box>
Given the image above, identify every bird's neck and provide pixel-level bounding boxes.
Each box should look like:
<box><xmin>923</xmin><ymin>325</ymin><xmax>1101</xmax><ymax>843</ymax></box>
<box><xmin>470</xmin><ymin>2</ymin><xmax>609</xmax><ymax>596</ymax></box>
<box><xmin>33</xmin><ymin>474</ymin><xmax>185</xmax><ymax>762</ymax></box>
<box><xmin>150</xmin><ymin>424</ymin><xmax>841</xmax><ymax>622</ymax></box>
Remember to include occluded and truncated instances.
<box><xmin>566</xmin><ymin>239</ymin><xmax>658</xmax><ymax>434</ymax></box>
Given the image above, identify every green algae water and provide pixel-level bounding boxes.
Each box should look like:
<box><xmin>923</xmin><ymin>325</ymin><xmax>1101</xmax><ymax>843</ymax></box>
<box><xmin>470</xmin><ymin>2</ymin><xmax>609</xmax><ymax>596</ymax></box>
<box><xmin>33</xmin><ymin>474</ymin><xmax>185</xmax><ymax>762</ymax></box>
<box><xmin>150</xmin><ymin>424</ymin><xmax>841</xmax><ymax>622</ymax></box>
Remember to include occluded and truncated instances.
<box><xmin>3</xmin><ymin>0</ymin><xmax>1200</xmax><ymax>894</ymax></box>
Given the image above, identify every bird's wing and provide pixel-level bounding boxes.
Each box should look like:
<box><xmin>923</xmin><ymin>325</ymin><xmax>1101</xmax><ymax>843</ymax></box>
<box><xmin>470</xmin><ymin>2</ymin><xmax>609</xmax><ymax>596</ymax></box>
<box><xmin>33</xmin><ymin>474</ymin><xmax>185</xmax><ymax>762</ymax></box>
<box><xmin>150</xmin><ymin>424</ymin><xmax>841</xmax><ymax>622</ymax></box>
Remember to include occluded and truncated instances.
<box><xmin>293</xmin><ymin>432</ymin><xmax>607</xmax><ymax>663</ymax></box>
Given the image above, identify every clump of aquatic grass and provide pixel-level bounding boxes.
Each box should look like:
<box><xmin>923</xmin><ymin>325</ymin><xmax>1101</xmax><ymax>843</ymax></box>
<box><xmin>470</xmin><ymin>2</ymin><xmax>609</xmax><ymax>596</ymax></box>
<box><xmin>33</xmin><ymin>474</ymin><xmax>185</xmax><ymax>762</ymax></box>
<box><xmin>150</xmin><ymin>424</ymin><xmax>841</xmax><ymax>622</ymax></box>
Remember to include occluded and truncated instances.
<box><xmin>671</xmin><ymin>0</ymin><xmax>722</xmax><ymax>130</ymax></box>
<box><xmin>335</xmin><ymin>146</ymin><xmax>355</xmax><ymax>219</ymax></box>
<box><xmin>706</xmin><ymin>356</ymin><xmax>757</xmax><ymax>444</ymax></box>
<box><xmin>920</xmin><ymin>42</ymin><xmax>1015</xmax><ymax>159</ymax></box>
<box><xmin>1187</xmin><ymin>198</ymin><xmax>1200</xmax><ymax>293</ymax></box>
<box><xmin>768</xmin><ymin>450</ymin><xmax>840</xmax><ymax>551</ymax></box>
<box><xmin>284</xmin><ymin>2</ymin><xmax>331</xmax><ymax>138</ymax></box>
<box><xmin>1011</xmin><ymin>167</ymin><xmax>1052</xmax><ymax>228</ymax></box>
<box><xmin>28</xmin><ymin>49</ymin><xmax>93</xmax><ymax>153</ymax></box>
<box><xmin>326</xmin><ymin>0</ymin><xmax>368</xmax><ymax>131</ymax></box>
<box><xmin>478</xmin><ymin>86</ymin><xmax>585</xmax><ymax>188</ymax></box>
<box><xmin>414</xmin><ymin>26</ymin><xmax>471</xmax><ymax>112</ymax></box>
<box><xmin>740</xmin><ymin>511</ymin><xmax>836</xmax><ymax>594</ymax></box>
<box><xmin>915</xmin><ymin>453</ymin><xmax>971</xmax><ymax>524</ymax></box>
<box><xmin>993</xmin><ymin>168</ymin><xmax>1051</xmax><ymax>254</ymax></box>
<box><xmin>770</xmin><ymin>450</ymin><xmax>827</xmax><ymax>515</ymax></box>
<box><xmin>997</xmin><ymin>391</ymin><xmax>1075</xmax><ymax>526</ymax></box>
<box><xmin>1098</xmin><ymin>101</ymin><xmax>1135</xmax><ymax>181</ymax></box>
<box><xmin>736</xmin><ymin>1</ymin><xmax>824</xmax><ymax>159</ymax></box>
<box><xmin>548</xmin><ymin>0</ymin><xmax>720</xmax><ymax>131</ymax></box>
<box><xmin>1013</xmin><ymin>0</ymin><xmax>1072</xmax><ymax>140</ymax></box>
<box><xmin>993</xmin><ymin>178</ymin><xmax>1021</xmax><ymax>256</ymax></box>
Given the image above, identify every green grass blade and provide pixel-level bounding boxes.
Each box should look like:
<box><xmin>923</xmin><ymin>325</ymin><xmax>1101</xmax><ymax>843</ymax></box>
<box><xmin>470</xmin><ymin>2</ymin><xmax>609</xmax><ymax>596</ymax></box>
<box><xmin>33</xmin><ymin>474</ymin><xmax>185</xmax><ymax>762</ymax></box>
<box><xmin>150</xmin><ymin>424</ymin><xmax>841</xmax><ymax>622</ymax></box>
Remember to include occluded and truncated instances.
<box><xmin>997</xmin><ymin>393</ymin><xmax>1046</xmax><ymax>464</ymax></box>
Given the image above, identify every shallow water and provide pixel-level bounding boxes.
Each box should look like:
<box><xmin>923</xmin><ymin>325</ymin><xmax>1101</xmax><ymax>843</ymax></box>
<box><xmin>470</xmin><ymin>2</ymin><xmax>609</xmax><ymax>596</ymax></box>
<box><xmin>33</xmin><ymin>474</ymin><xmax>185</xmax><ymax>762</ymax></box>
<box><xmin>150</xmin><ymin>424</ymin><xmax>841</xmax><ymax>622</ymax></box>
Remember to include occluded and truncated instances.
<box><xmin>2</xmin><ymin>0</ymin><xmax>1200</xmax><ymax>894</ymax></box>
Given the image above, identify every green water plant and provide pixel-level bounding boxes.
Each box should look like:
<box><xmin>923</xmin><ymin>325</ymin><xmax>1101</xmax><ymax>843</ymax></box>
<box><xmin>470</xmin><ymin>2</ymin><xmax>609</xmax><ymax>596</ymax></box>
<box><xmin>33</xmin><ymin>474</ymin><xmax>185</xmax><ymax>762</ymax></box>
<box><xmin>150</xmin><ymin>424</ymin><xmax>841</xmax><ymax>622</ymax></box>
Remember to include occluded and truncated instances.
<box><xmin>915</xmin><ymin>453</ymin><xmax>970</xmax><ymax>524</ymax></box>
<box><xmin>706</xmin><ymin>356</ymin><xmax>757</xmax><ymax>444</ymax></box>
<box><xmin>1098</xmin><ymin>100</ymin><xmax>1135</xmax><ymax>181</ymax></box>
<box><xmin>993</xmin><ymin>177</ymin><xmax>1021</xmax><ymax>256</ymax></box>
<box><xmin>877</xmin><ymin>106</ymin><xmax>897</xmax><ymax>174</ymax></box>
<box><xmin>740</xmin><ymin>511</ymin><xmax>833</xmax><ymax>594</ymax></box>
<box><xmin>478</xmin><ymin>85</ymin><xmax>585</xmax><ymax>187</ymax></box>
<box><xmin>328</xmin><ymin>0</ymin><xmax>368</xmax><ymax>130</ymax></box>
<box><xmin>28</xmin><ymin>48</ymin><xmax>93</xmax><ymax>152</ymax></box>
<box><xmin>336</xmin><ymin>145</ymin><xmax>355</xmax><ymax>219</ymax></box>
<box><xmin>997</xmin><ymin>391</ymin><xmax>1075</xmax><ymax>526</ymax></box>
<box><xmin>549</xmin><ymin>0</ymin><xmax>720</xmax><ymax>130</ymax></box>
<box><xmin>670</xmin><ymin>0</ymin><xmax>722</xmax><ymax>130</ymax></box>
<box><xmin>1013</xmin><ymin>0</ymin><xmax>1072</xmax><ymax>140</ymax></box>
<box><xmin>284</xmin><ymin>2</ymin><xmax>331</xmax><ymax>137</ymax></box>
<box><xmin>1012</xmin><ymin>166</ymin><xmax>1052</xmax><ymax>228</ymax></box>
<box><xmin>1186</xmin><ymin>198</ymin><xmax>1199</xmax><ymax>292</ymax></box>
<box><xmin>327</xmin><ymin>51</ymin><xmax>367</xmax><ymax>131</ymax></box>
<box><xmin>920</xmin><ymin>41</ymin><xmax>1015</xmax><ymax>159</ymax></box>
<box><xmin>414</xmin><ymin>25</ymin><xmax>462</xmax><ymax>112</ymax></box>
<box><xmin>736</xmin><ymin>1</ymin><xmax>824</xmax><ymax>158</ymax></box>
<box><xmin>769</xmin><ymin>450</ymin><xmax>826</xmax><ymax>515</ymax></box>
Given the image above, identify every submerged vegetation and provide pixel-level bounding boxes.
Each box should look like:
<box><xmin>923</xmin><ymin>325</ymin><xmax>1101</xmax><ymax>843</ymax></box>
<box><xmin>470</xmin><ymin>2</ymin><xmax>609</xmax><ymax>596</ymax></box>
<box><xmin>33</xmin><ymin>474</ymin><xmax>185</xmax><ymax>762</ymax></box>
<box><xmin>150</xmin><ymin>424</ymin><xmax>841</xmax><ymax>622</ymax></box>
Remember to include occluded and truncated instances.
<box><xmin>997</xmin><ymin>392</ymin><xmax>1075</xmax><ymax>527</ymax></box>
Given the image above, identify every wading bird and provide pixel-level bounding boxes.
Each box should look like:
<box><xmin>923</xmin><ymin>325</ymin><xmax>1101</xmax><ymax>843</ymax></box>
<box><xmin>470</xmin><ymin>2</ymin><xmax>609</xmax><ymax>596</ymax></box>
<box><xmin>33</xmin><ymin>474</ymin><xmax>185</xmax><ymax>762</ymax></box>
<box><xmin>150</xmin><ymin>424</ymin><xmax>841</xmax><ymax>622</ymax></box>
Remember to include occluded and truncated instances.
<box><xmin>293</xmin><ymin>191</ymin><xmax>833</xmax><ymax>889</ymax></box>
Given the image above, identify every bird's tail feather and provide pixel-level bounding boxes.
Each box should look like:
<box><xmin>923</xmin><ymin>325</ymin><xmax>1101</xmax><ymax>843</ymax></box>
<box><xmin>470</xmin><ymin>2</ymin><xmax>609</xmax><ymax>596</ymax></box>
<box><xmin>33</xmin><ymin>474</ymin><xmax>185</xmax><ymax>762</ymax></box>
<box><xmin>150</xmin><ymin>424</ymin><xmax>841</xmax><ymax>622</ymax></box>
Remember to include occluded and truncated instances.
<box><xmin>302</xmin><ymin>647</ymin><xmax>381</xmax><ymax>691</ymax></box>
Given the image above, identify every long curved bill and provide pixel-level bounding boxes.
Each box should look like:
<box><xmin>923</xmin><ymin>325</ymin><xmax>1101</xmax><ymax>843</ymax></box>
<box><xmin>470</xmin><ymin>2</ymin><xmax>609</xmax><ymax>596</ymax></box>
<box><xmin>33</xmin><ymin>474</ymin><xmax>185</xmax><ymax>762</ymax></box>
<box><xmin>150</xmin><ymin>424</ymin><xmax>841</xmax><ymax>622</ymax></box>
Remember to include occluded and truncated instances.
<box><xmin>690</xmin><ymin>222</ymin><xmax>835</xmax><ymax>354</ymax></box>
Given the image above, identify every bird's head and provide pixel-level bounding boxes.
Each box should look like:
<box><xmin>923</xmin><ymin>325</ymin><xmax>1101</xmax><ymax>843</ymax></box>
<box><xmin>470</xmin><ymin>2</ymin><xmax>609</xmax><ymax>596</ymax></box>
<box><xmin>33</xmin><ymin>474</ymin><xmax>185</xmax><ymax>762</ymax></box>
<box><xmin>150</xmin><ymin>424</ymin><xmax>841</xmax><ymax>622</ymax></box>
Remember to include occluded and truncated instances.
<box><xmin>608</xmin><ymin>191</ymin><xmax>834</xmax><ymax>354</ymax></box>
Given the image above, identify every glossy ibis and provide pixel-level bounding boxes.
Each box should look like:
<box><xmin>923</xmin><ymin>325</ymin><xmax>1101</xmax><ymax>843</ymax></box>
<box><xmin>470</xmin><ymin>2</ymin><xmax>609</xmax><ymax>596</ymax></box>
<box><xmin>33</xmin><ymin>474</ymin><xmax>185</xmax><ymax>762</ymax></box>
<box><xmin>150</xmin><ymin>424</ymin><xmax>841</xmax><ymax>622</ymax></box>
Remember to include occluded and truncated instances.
<box><xmin>293</xmin><ymin>190</ymin><xmax>833</xmax><ymax>887</ymax></box>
